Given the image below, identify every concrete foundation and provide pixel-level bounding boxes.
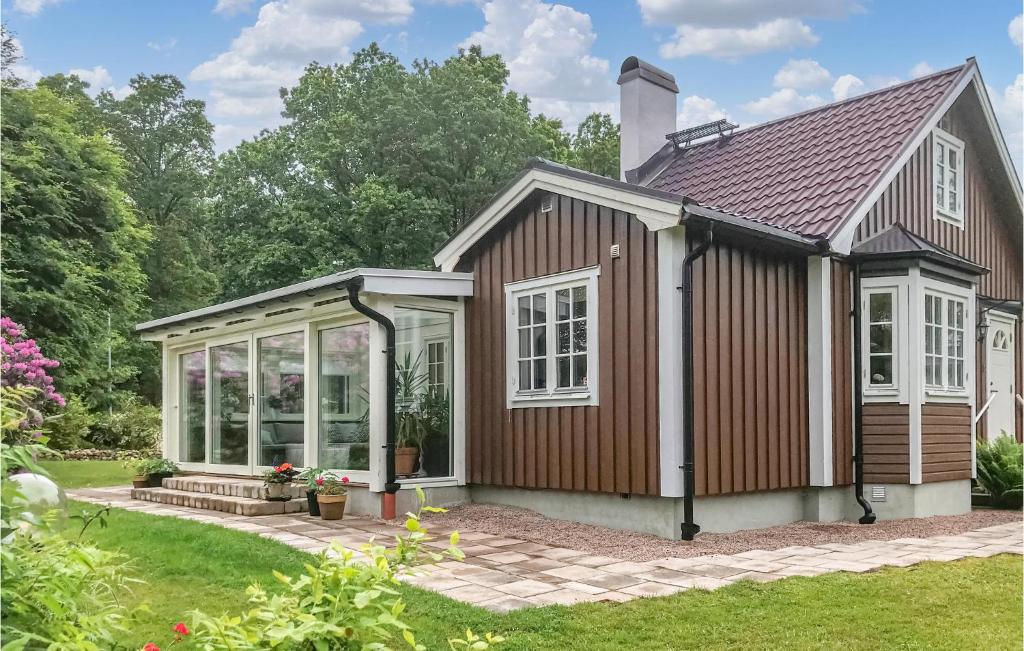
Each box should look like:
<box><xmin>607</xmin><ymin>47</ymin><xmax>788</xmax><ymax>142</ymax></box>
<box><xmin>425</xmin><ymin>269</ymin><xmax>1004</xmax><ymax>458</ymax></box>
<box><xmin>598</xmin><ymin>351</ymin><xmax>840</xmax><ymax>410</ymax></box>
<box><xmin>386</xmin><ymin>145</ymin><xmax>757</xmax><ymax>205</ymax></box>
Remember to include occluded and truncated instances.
<box><xmin>864</xmin><ymin>480</ymin><xmax>972</xmax><ymax>520</ymax></box>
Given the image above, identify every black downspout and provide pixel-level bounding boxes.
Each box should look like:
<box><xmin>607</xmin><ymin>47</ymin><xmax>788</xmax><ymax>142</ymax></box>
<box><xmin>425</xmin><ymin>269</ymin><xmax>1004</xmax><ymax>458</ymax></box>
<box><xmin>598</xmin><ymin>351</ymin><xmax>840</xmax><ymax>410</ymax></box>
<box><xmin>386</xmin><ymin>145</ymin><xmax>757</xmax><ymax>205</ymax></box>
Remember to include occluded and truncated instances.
<box><xmin>347</xmin><ymin>282</ymin><xmax>400</xmax><ymax>497</ymax></box>
<box><xmin>851</xmin><ymin>263</ymin><xmax>877</xmax><ymax>524</ymax></box>
<box><xmin>680</xmin><ymin>222</ymin><xmax>714</xmax><ymax>541</ymax></box>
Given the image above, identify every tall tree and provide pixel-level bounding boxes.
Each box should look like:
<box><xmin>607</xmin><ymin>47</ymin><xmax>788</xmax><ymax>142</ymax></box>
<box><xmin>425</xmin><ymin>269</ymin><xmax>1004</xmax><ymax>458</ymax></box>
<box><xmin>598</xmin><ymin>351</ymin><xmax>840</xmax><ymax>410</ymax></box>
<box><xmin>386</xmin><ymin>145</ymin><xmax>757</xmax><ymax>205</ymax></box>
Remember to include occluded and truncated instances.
<box><xmin>1</xmin><ymin>83</ymin><xmax>149</xmax><ymax>406</ymax></box>
<box><xmin>97</xmin><ymin>74</ymin><xmax>218</xmax><ymax>318</ymax></box>
<box><xmin>568</xmin><ymin>113</ymin><xmax>620</xmax><ymax>180</ymax></box>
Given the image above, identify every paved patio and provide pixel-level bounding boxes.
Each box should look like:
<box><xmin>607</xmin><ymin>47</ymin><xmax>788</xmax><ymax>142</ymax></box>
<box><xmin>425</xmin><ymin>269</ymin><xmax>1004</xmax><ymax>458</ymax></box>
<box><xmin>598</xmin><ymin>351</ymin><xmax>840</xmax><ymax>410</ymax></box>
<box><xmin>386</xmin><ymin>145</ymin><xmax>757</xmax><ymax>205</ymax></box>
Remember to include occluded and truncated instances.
<box><xmin>70</xmin><ymin>486</ymin><xmax>1023</xmax><ymax>613</ymax></box>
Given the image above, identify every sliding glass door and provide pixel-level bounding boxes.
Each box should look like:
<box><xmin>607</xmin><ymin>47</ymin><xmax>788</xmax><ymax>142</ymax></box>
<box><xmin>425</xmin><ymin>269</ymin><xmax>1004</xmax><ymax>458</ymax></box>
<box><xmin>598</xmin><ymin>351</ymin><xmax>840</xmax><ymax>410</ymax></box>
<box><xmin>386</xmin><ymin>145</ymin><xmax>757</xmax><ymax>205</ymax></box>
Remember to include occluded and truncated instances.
<box><xmin>209</xmin><ymin>340</ymin><xmax>251</xmax><ymax>472</ymax></box>
<box><xmin>257</xmin><ymin>332</ymin><xmax>305</xmax><ymax>468</ymax></box>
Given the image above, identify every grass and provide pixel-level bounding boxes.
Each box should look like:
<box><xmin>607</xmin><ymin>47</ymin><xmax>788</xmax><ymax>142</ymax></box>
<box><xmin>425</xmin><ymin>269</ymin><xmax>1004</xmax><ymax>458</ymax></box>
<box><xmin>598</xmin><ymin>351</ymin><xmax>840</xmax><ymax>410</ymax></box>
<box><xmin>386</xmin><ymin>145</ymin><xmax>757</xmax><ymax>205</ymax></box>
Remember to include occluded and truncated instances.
<box><xmin>40</xmin><ymin>458</ymin><xmax>135</xmax><ymax>488</ymax></box>
<box><xmin>69</xmin><ymin>499</ymin><xmax>1022</xmax><ymax>650</ymax></box>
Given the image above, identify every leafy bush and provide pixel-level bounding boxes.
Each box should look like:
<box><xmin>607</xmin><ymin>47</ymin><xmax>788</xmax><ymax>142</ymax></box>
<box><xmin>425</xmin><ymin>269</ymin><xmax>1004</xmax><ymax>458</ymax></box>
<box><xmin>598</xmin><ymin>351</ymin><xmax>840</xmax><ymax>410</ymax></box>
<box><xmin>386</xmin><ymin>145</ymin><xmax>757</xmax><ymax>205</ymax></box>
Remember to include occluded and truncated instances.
<box><xmin>88</xmin><ymin>393</ymin><xmax>161</xmax><ymax>451</ymax></box>
<box><xmin>1</xmin><ymin>386</ymin><xmax>139</xmax><ymax>649</ymax></box>
<box><xmin>44</xmin><ymin>393</ymin><xmax>97</xmax><ymax>450</ymax></box>
<box><xmin>183</xmin><ymin>489</ymin><xmax>503</xmax><ymax>651</ymax></box>
<box><xmin>976</xmin><ymin>435</ymin><xmax>1024</xmax><ymax>509</ymax></box>
<box><xmin>130</xmin><ymin>457</ymin><xmax>180</xmax><ymax>476</ymax></box>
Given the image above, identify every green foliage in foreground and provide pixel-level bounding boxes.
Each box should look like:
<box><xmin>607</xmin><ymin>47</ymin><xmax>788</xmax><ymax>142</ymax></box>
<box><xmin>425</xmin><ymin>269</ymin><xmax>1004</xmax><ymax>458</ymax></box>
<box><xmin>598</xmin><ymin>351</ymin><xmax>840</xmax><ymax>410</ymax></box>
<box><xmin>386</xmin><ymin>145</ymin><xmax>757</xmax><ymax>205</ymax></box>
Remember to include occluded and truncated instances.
<box><xmin>74</xmin><ymin>498</ymin><xmax>1022</xmax><ymax>650</ymax></box>
<box><xmin>977</xmin><ymin>435</ymin><xmax>1024</xmax><ymax>508</ymax></box>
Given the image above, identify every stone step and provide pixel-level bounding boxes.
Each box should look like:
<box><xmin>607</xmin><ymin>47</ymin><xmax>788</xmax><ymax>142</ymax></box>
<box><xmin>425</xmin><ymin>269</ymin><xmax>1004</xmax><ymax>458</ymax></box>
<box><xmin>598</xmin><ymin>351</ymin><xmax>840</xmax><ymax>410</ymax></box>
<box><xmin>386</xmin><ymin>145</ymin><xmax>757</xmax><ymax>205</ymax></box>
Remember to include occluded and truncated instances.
<box><xmin>162</xmin><ymin>475</ymin><xmax>306</xmax><ymax>500</ymax></box>
<box><xmin>131</xmin><ymin>487</ymin><xmax>308</xmax><ymax>516</ymax></box>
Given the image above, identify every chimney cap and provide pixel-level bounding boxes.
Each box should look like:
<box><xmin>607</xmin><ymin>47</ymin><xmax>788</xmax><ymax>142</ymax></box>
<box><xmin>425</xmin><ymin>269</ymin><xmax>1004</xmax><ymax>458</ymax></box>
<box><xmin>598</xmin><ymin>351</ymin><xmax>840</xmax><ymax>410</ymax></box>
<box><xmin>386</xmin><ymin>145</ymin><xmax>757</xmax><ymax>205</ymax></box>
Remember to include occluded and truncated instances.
<box><xmin>617</xmin><ymin>56</ymin><xmax>678</xmax><ymax>93</ymax></box>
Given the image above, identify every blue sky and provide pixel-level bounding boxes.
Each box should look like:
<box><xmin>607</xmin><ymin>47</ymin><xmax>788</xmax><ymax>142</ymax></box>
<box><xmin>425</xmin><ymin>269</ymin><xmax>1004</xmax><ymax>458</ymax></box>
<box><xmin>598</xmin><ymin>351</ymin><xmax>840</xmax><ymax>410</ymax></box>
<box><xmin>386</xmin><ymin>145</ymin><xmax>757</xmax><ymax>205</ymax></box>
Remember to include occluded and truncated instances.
<box><xmin>6</xmin><ymin>0</ymin><xmax>1023</xmax><ymax>160</ymax></box>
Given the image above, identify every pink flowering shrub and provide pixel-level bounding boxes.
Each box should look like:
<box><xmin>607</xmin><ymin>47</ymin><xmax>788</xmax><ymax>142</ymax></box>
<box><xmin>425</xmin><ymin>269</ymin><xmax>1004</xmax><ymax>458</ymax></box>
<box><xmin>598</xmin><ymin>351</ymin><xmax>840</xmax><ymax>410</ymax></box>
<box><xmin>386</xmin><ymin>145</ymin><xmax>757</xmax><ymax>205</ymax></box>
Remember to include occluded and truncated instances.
<box><xmin>1</xmin><ymin>317</ymin><xmax>65</xmax><ymax>429</ymax></box>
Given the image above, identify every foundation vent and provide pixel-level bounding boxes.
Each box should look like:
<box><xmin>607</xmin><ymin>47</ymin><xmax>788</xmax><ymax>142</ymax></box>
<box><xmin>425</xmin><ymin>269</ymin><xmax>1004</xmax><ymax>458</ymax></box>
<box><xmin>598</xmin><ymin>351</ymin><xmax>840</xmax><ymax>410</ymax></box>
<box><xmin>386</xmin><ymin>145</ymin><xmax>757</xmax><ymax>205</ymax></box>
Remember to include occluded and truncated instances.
<box><xmin>870</xmin><ymin>486</ymin><xmax>886</xmax><ymax>502</ymax></box>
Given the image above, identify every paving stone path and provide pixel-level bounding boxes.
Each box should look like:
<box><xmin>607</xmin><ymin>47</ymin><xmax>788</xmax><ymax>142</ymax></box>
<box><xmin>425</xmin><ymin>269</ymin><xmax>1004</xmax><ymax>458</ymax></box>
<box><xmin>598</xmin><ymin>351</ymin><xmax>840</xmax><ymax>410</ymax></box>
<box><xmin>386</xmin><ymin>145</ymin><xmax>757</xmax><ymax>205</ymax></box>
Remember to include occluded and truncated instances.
<box><xmin>71</xmin><ymin>486</ymin><xmax>1023</xmax><ymax>613</ymax></box>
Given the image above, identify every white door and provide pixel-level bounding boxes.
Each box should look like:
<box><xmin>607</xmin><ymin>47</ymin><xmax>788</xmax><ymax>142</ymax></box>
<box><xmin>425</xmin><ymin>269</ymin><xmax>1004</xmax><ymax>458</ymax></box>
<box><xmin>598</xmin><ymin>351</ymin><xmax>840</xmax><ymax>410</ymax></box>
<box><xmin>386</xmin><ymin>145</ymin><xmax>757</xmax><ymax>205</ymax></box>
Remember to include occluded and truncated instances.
<box><xmin>985</xmin><ymin>312</ymin><xmax>1018</xmax><ymax>440</ymax></box>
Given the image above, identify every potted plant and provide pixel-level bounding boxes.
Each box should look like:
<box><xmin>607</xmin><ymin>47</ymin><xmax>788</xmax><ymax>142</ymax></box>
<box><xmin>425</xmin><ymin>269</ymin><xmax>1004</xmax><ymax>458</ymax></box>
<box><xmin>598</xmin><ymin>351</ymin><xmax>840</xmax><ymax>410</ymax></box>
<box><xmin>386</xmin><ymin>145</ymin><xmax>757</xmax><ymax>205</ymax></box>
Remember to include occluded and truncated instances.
<box><xmin>395</xmin><ymin>353</ymin><xmax>429</xmax><ymax>476</ymax></box>
<box><xmin>263</xmin><ymin>462</ymin><xmax>299</xmax><ymax>501</ymax></box>
<box><xmin>296</xmin><ymin>467</ymin><xmax>335</xmax><ymax>516</ymax></box>
<box><xmin>315</xmin><ymin>475</ymin><xmax>350</xmax><ymax>520</ymax></box>
<box><xmin>129</xmin><ymin>458</ymin><xmax>179</xmax><ymax>488</ymax></box>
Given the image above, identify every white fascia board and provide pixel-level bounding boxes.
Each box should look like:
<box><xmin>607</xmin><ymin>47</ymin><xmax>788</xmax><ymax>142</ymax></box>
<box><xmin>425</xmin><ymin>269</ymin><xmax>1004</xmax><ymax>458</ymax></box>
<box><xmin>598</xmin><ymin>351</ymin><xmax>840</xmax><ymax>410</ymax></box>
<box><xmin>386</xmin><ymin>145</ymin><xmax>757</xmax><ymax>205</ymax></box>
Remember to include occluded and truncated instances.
<box><xmin>361</xmin><ymin>270</ymin><xmax>474</xmax><ymax>296</ymax></box>
<box><xmin>807</xmin><ymin>256</ymin><xmax>834</xmax><ymax>486</ymax></box>
<box><xmin>831</xmin><ymin>64</ymin><xmax>1024</xmax><ymax>254</ymax></box>
<box><xmin>433</xmin><ymin>168</ymin><xmax>682</xmax><ymax>272</ymax></box>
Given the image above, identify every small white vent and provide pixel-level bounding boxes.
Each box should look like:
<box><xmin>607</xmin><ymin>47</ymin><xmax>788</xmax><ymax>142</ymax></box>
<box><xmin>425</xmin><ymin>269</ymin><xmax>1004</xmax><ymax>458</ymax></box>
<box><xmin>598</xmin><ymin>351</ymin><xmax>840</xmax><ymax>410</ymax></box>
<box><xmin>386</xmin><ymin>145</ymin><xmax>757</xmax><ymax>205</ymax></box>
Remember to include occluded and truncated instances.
<box><xmin>541</xmin><ymin>196</ymin><xmax>554</xmax><ymax>213</ymax></box>
<box><xmin>870</xmin><ymin>486</ymin><xmax>886</xmax><ymax>502</ymax></box>
<box><xmin>610</xmin><ymin>244</ymin><xmax>621</xmax><ymax>259</ymax></box>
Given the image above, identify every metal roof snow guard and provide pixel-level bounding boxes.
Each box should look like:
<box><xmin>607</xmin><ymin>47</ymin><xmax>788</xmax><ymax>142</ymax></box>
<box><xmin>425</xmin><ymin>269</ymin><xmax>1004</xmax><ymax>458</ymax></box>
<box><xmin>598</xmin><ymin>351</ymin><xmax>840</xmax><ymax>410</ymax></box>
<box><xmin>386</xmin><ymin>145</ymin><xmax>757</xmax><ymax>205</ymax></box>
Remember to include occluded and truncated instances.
<box><xmin>666</xmin><ymin>119</ymin><xmax>737</xmax><ymax>148</ymax></box>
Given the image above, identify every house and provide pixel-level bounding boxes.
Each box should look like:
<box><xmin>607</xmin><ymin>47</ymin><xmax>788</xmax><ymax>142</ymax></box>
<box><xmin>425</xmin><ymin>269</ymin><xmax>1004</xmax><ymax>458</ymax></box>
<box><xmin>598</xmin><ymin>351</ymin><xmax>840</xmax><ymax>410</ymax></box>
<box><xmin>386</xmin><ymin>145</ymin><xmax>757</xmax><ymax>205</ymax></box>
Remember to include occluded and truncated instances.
<box><xmin>136</xmin><ymin>56</ymin><xmax>1022</xmax><ymax>539</ymax></box>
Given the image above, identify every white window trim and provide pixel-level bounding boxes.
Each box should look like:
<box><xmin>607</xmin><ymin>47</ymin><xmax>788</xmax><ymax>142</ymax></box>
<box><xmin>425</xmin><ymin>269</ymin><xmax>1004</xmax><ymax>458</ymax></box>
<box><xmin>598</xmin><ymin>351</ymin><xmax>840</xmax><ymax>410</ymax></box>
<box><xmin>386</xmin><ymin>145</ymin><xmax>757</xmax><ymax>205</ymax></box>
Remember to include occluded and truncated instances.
<box><xmin>504</xmin><ymin>266</ymin><xmax>600</xmax><ymax>408</ymax></box>
<box><xmin>932</xmin><ymin>128</ymin><xmax>966</xmax><ymax>228</ymax></box>
<box><xmin>920</xmin><ymin>283</ymin><xmax>973</xmax><ymax>401</ymax></box>
<box><xmin>860</xmin><ymin>279</ymin><xmax>909</xmax><ymax>402</ymax></box>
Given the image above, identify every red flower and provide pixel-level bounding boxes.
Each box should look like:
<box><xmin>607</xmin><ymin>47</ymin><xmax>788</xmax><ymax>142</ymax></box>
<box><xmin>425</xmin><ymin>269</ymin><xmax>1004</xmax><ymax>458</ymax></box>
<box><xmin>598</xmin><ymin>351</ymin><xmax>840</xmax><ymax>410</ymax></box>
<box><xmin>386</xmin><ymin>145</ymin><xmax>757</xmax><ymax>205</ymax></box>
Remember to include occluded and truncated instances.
<box><xmin>341</xmin><ymin>476</ymin><xmax>350</xmax><ymax>484</ymax></box>
<box><xmin>173</xmin><ymin>622</ymin><xmax>189</xmax><ymax>636</ymax></box>
<box><xmin>274</xmin><ymin>462</ymin><xmax>293</xmax><ymax>473</ymax></box>
<box><xmin>315</xmin><ymin>477</ymin><xmax>324</xmax><ymax>486</ymax></box>
<box><xmin>143</xmin><ymin>644</ymin><xmax>160</xmax><ymax>651</ymax></box>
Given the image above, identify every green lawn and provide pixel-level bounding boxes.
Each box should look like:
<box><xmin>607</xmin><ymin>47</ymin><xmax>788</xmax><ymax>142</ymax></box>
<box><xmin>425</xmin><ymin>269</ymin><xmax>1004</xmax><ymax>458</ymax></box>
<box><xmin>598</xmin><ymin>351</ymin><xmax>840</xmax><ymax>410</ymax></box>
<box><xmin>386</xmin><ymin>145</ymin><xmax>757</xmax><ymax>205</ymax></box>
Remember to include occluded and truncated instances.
<box><xmin>41</xmin><ymin>459</ymin><xmax>135</xmax><ymax>488</ymax></box>
<box><xmin>69</xmin><ymin>500</ymin><xmax>1022</xmax><ymax>650</ymax></box>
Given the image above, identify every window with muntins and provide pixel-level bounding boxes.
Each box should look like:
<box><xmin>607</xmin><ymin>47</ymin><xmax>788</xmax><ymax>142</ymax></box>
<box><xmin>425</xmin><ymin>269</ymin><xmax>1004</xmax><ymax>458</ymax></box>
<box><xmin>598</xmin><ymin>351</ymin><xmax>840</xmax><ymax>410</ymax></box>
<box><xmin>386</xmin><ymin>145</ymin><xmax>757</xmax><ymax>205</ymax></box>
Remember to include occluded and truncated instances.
<box><xmin>867</xmin><ymin>290</ymin><xmax>896</xmax><ymax>387</ymax></box>
<box><xmin>924</xmin><ymin>293</ymin><xmax>966</xmax><ymax>391</ymax></box>
<box><xmin>933</xmin><ymin>128</ymin><xmax>965</xmax><ymax>226</ymax></box>
<box><xmin>506</xmin><ymin>267</ymin><xmax>599</xmax><ymax>407</ymax></box>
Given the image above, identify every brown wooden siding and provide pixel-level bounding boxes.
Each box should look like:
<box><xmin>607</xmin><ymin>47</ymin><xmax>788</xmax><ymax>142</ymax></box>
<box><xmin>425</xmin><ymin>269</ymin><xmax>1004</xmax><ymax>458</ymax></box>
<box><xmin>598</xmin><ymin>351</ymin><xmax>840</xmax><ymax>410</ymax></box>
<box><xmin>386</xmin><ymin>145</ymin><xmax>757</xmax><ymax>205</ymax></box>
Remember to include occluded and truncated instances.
<box><xmin>831</xmin><ymin>259</ymin><xmax>854</xmax><ymax>486</ymax></box>
<box><xmin>692</xmin><ymin>241</ymin><xmax>809</xmax><ymax>496</ymax></box>
<box><xmin>921</xmin><ymin>403</ymin><xmax>972</xmax><ymax>482</ymax></box>
<box><xmin>460</xmin><ymin>192</ymin><xmax>660</xmax><ymax>495</ymax></box>
<box><xmin>862</xmin><ymin>403</ymin><xmax>910</xmax><ymax>484</ymax></box>
<box><xmin>853</xmin><ymin>97</ymin><xmax>1022</xmax><ymax>301</ymax></box>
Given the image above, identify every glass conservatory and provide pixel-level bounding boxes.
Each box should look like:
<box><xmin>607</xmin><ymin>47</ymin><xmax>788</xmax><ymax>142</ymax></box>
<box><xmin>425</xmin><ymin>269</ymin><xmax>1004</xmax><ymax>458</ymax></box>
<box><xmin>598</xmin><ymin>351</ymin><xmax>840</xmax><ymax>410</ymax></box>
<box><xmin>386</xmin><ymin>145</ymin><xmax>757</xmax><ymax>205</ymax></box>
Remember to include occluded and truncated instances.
<box><xmin>137</xmin><ymin>269</ymin><xmax>473</xmax><ymax>492</ymax></box>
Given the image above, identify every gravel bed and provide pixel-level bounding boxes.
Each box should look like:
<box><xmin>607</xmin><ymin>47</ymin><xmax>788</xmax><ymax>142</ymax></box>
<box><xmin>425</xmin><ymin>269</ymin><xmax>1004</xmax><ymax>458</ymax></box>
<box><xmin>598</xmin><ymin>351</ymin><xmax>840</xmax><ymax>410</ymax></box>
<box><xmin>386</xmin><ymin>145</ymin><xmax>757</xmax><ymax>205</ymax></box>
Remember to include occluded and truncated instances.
<box><xmin>424</xmin><ymin>503</ymin><xmax>1022</xmax><ymax>562</ymax></box>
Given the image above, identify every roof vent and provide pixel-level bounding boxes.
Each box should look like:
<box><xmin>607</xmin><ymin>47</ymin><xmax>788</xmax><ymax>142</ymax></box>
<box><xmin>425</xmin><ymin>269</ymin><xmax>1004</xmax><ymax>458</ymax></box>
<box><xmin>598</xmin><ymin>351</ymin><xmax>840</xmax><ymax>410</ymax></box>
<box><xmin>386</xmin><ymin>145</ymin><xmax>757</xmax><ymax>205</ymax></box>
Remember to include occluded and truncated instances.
<box><xmin>666</xmin><ymin>119</ymin><xmax>738</xmax><ymax>148</ymax></box>
<box><xmin>541</xmin><ymin>195</ymin><xmax>553</xmax><ymax>213</ymax></box>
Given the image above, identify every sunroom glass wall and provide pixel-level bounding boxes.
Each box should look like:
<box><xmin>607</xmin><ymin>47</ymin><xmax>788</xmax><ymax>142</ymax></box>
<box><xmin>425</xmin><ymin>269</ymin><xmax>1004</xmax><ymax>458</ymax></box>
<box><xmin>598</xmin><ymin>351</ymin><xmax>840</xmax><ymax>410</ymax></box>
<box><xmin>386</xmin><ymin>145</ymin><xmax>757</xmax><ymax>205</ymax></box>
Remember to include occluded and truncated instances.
<box><xmin>319</xmin><ymin>324</ymin><xmax>370</xmax><ymax>471</ymax></box>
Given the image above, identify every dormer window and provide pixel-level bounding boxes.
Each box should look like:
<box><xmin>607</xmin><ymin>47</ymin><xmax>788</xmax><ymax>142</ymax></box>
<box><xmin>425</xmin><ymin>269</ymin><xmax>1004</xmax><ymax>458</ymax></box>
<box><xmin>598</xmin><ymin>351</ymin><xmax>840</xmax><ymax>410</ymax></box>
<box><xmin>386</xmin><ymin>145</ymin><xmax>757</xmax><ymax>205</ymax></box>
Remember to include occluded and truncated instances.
<box><xmin>933</xmin><ymin>128</ymin><xmax>965</xmax><ymax>227</ymax></box>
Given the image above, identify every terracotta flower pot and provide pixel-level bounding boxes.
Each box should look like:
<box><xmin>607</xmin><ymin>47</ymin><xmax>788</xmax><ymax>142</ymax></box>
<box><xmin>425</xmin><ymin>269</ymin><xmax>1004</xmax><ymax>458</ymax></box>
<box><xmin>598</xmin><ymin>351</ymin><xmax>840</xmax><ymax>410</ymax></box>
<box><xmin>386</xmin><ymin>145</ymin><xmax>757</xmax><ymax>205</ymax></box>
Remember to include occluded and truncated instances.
<box><xmin>265</xmin><ymin>483</ymin><xmax>291</xmax><ymax>501</ymax></box>
<box><xmin>317</xmin><ymin>493</ymin><xmax>347</xmax><ymax>520</ymax></box>
<box><xmin>395</xmin><ymin>446</ymin><xmax>419</xmax><ymax>476</ymax></box>
<box><xmin>132</xmin><ymin>476</ymin><xmax>149</xmax><ymax>489</ymax></box>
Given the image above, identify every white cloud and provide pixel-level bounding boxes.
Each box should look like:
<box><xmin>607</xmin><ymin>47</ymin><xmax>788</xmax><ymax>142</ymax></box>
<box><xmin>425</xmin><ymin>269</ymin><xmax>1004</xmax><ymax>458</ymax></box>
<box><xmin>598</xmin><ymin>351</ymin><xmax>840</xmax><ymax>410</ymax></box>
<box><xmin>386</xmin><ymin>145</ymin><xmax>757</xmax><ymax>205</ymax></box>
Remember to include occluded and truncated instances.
<box><xmin>1010</xmin><ymin>14</ymin><xmax>1023</xmax><ymax>49</ymax></box>
<box><xmin>214</xmin><ymin>0</ymin><xmax>254</xmax><ymax>15</ymax></box>
<box><xmin>460</xmin><ymin>0</ymin><xmax>613</xmax><ymax>129</ymax></box>
<box><xmin>831</xmin><ymin>73</ymin><xmax>865</xmax><ymax>100</ymax></box>
<box><xmin>5</xmin><ymin>37</ymin><xmax>42</xmax><ymax>85</ymax></box>
<box><xmin>69</xmin><ymin>65</ymin><xmax>113</xmax><ymax>89</ymax></box>
<box><xmin>773</xmin><ymin>58</ymin><xmax>831</xmax><ymax>89</ymax></box>
<box><xmin>742</xmin><ymin>87</ymin><xmax>823</xmax><ymax>117</ymax></box>
<box><xmin>989</xmin><ymin>74</ymin><xmax>1023</xmax><ymax>177</ymax></box>
<box><xmin>147</xmin><ymin>38</ymin><xmax>178</xmax><ymax>52</ymax></box>
<box><xmin>909</xmin><ymin>61</ymin><xmax>934</xmax><ymax>78</ymax></box>
<box><xmin>12</xmin><ymin>0</ymin><xmax>62</xmax><ymax>15</ymax></box>
<box><xmin>637</xmin><ymin>0</ymin><xmax>858</xmax><ymax>28</ymax></box>
<box><xmin>677</xmin><ymin>95</ymin><xmax>730</xmax><ymax>128</ymax></box>
<box><xmin>191</xmin><ymin>0</ymin><xmax>413</xmax><ymax>149</ymax></box>
<box><xmin>659</xmin><ymin>18</ymin><xmax>819</xmax><ymax>60</ymax></box>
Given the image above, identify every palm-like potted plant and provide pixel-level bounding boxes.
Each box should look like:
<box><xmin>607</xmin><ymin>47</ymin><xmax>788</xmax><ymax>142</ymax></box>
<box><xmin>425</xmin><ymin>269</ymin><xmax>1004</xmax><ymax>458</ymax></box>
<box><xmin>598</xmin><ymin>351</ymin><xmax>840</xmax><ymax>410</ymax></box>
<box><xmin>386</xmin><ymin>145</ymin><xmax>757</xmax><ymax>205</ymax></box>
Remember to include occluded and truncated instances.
<box><xmin>263</xmin><ymin>462</ymin><xmax>299</xmax><ymax>501</ymax></box>
<box><xmin>296</xmin><ymin>467</ymin><xmax>334</xmax><ymax>516</ymax></box>
<box><xmin>395</xmin><ymin>353</ymin><xmax>429</xmax><ymax>476</ymax></box>
<box><xmin>130</xmin><ymin>458</ymin><xmax>179</xmax><ymax>488</ymax></box>
<box><xmin>315</xmin><ymin>475</ymin><xmax>350</xmax><ymax>520</ymax></box>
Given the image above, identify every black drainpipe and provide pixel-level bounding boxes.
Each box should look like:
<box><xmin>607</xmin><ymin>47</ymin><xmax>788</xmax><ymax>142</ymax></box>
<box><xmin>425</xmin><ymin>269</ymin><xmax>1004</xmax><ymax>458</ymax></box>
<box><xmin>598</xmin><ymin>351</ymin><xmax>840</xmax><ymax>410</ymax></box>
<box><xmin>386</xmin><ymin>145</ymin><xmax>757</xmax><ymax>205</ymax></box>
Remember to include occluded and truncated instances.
<box><xmin>850</xmin><ymin>263</ymin><xmax>877</xmax><ymax>524</ymax></box>
<box><xmin>347</xmin><ymin>282</ymin><xmax>400</xmax><ymax>498</ymax></box>
<box><xmin>680</xmin><ymin>221</ymin><xmax>714</xmax><ymax>541</ymax></box>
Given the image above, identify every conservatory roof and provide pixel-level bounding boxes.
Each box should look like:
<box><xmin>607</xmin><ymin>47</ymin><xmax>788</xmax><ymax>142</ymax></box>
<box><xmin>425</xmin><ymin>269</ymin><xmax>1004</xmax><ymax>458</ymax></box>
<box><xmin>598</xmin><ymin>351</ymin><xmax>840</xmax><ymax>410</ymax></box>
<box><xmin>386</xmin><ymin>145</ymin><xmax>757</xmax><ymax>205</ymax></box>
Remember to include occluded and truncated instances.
<box><xmin>135</xmin><ymin>268</ymin><xmax>473</xmax><ymax>340</ymax></box>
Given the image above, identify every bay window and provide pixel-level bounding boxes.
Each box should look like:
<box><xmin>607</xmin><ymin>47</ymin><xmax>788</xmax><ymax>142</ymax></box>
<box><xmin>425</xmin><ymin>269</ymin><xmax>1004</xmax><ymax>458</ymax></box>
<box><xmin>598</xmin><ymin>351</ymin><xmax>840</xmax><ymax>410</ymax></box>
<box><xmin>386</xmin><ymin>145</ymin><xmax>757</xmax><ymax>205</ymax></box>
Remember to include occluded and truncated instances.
<box><xmin>867</xmin><ymin>290</ymin><xmax>896</xmax><ymax>388</ymax></box>
<box><xmin>505</xmin><ymin>267</ymin><xmax>599</xmax><ymax>407</ymax></box>
<box><xmin>923</xmin><ymin>292</ymin><xmax>966</xmax><ymax>392</ymax></box>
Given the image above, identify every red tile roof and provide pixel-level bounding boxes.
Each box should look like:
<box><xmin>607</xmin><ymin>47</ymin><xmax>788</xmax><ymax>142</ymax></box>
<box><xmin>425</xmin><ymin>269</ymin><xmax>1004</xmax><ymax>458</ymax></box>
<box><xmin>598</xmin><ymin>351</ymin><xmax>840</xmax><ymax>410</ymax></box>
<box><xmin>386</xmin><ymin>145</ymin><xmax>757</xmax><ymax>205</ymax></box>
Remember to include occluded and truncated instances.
<box><xmin>643</xmin><ymin>64</ymin><xmax>968</xmax><ymax>239</ymax></box>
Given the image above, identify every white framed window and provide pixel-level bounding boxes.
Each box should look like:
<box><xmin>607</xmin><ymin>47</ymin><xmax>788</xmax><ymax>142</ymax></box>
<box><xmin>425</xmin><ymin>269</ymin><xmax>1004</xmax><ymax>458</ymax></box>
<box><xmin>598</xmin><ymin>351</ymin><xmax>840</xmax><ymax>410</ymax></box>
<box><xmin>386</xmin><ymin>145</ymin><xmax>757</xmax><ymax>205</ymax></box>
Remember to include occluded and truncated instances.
<box><xmin>425</xmin><ymin>338</ymin><xmax>448</xmax><ymax>394</ymax></box>
<box><xmin>866</xmin><ymin>289</ymin><xmax>897</xmax><ymax>389</ymax></box>
<box><xmin>933</xmin><ymin>128</ymin><xmax>965</xmax><ymax>227</ymax></box>
<box><xmin>923</xmin><ymin>291</ymin><xmax>967</xmax><ymax>393</ymax></box>
<box><xmin>505</xmin><ymin>266</ymin><xmax>599</xmax><ymax>407</ymax></box>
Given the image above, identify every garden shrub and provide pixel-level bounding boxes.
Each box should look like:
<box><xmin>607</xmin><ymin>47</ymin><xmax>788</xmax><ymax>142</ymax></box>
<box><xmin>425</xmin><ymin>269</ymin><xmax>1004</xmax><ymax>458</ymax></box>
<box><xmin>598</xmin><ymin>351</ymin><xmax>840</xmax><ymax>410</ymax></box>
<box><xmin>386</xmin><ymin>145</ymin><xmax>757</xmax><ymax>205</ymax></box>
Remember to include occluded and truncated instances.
<box><xmin>976</xmin><ymin>434</ymin><xmax>1024</xmax><ymax>509</ymax></box>
<box><xmin>88</xmin><ymin>393</ymin><xmax>161</xmax><ymax>451</ymax></box>
<box><xmin>44</xmin><ymin>393</ymin><xmax>97</xmax><ymax>450</ymax></box>
<box><xmin>1</xmin><ymin>386</ymin><xmax>139</xmax><ymax>649</ymax></box>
